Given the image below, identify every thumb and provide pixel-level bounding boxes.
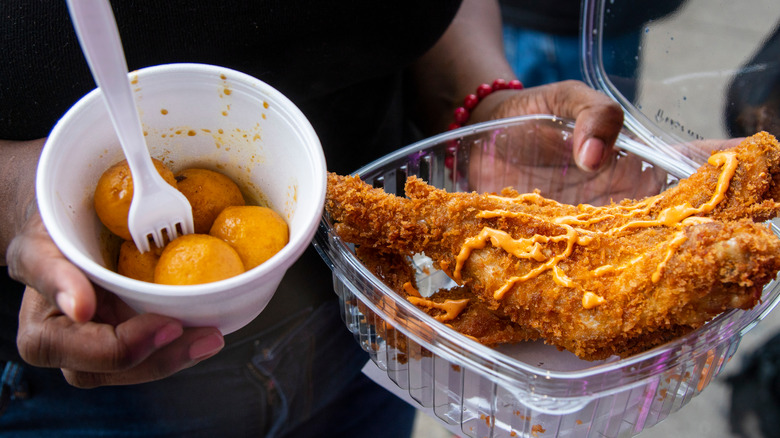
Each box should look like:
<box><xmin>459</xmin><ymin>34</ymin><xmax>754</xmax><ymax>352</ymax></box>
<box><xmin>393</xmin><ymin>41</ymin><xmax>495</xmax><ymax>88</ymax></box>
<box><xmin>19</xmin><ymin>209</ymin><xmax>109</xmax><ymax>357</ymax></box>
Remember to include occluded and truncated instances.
<box><xmin>48</xmin><ymin>258</ymin><xmax>98</xmax><ymax>323</ymax></box>
<box><xmin>572</xmin><ymin>106</ymin><xmax>624</xmax><ymax>172</ymax></box>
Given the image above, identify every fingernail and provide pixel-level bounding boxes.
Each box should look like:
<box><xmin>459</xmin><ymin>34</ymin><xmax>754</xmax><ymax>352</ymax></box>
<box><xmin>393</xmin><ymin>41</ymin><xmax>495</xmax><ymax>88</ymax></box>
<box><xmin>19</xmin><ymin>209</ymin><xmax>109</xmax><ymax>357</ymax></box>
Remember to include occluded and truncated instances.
<box><xmin>580</xmin><ymin>138</ymin><xmax>606</xmax><ymax>171</ymax></box>
<box><xmin>189</xmin><ymin>333</ymin><xmax>224</xmax><ymax>360</ymax></box>
<box><xmin>154</xmin><ymin>323</ymin><xmax>183</xmax><ymax>348</ymax></box>
<box><xmin>56</xmin><ymin>292</ymin><xmax>76</xmax><ymax>319</ymax></box>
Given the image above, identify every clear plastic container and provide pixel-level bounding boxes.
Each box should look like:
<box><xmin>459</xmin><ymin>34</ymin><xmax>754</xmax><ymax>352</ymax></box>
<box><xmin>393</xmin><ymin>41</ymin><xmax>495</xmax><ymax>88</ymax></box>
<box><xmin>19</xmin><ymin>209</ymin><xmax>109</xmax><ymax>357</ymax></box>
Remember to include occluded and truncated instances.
<box><xmin>582</xmin><ymin>0</ymin><xmax>780</xmax><ymax>153</ymax></box>
<box><xmin>316</xmin><ymin>0</ymin><xmax>780</xmax><ymax>435</ymax></box>
<box><xmin>314</xmin><ymin>115</ymin><xmax>780</xmax><ymax>437</ymax></box>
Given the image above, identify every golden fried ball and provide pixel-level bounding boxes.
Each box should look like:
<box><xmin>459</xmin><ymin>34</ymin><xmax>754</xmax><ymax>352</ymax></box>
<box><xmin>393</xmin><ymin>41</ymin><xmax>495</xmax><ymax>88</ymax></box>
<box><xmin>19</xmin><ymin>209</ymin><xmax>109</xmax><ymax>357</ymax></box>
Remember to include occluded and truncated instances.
<box><xmin>94</xmin><ymin>158</ymin><xmax>177</xmax><ymax>241</ymax></box>
<box><xmin>154</xmin><ymin>234</ymin><xmax>245</xmax><ymax>285</ymax></box>
<box><xmin>116</xmin><ymin>240</ymin><xmax>164</xmax><ymax>283</ymax></box>
<box><xmin>174</xmin><ymin>168</ymin><xmax>245</xmax><ymax>234</ymax></box>
<box><xmin>209</xmin><ymin>206</ymin><xmax>289</xmax><ymax>270</ymax></box>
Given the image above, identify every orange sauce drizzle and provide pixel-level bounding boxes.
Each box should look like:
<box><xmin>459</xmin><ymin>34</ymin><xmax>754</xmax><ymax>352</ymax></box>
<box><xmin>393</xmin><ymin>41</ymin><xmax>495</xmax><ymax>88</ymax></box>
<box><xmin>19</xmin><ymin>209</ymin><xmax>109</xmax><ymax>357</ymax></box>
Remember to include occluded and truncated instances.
<box><xmin>613</xmin><ymin>152</ymin><xmax>737</xmax><ymax>234</ymax></box>
<box><xmin>487</xmin><ymin>192</ymin><xmax>553</xmax><ymax>205</ymax></box>
<box><xmin>552</xmin><ymin>264</ymin><xmax>576</xmax><ymax>288</ymax></box>
<box><xmin>651</xmin><ymin>231</ymin><xmax>688</xmax><ymax>283</ymax></box>
<box><xmin>402</xmin><ymin>281</ymin><xmax>422</xmax><ymax>298</ymax></box>
<box><xmin>454</xmin><ymin>226</ymin><xmax>550</xmax><ymax>282</ymax></box>
<box><xmin>592</xmin><ymin>255</ymin><xmax>643</xmax><ymax>276</ymax></box>
<box><xmin>582</xmin><ymin>292</ymin><xmax>606</xmax><ymax>309</ymax></box>
<box><xmin>454</xmin><ymin>151</ymin><xmax>738</xmax><ymax>308</ymax></box>
<box><xmin>491</xmin><ymin>224</ymin><xmax>580</xmax><ymax>300</ymax></box>
<box><xmin>406</xmin><ymin>296</ymin><xmax>469</xmax><ymax>322</ymax></box>
<box><xmin>681</xmin><ymin>216</ymin><xmax>714</xmax><ymax>226</ymax></box>
<box><xmin>555</xmin><ymin>197</ymin><xmax>663</xmax><ymax>228</ymax></box>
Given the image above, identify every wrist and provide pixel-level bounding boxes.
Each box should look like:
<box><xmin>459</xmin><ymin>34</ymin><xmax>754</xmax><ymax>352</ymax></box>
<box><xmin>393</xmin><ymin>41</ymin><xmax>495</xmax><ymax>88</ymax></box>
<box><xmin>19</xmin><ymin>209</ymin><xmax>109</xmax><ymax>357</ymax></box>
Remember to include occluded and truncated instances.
<box><xmin>449</xmin><ymin>79</ymin><xmax>523</xmax><ymax>130</ymax></box>
<box><xmin>1</xmin><ymin>138</ymin><xmax>46</xmax><ymax>263</ymax></box>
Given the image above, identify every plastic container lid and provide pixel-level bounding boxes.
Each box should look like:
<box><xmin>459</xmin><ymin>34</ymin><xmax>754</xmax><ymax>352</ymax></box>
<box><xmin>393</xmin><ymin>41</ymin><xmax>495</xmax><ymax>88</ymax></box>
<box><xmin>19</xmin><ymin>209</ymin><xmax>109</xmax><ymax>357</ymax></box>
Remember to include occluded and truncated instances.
<box><xmin>582</xmin><ymin>0</ymin><xmax>780</xmax><ymax>163</ymax></box>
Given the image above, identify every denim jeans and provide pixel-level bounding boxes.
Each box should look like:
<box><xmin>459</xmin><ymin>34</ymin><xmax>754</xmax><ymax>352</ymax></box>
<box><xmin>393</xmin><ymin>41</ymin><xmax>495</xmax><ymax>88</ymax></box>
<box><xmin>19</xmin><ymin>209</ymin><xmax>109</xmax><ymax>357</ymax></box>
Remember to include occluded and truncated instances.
<box><xmin>0</xmin><ymin>301</ymin><xmax>415</xmax><ymax>438</ymax></box>
<box><xmin>502</xmin><ymin>24</ymin><xmax>642</xmax><ymax>101</ymax></box>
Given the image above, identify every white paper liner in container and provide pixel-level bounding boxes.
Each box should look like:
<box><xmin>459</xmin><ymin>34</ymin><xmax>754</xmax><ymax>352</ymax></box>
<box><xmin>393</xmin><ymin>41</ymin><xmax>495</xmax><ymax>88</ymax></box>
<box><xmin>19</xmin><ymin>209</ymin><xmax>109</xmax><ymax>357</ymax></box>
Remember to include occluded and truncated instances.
<box><xmin>314</xmin><ymin>115</ymin><xmax>780</xmax><ymax>437</ymax></box>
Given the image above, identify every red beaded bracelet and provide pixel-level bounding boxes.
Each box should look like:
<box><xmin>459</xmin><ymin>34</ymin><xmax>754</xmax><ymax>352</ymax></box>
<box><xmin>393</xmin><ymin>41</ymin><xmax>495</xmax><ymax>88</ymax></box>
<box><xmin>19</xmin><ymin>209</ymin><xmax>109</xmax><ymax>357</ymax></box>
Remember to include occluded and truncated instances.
<box><xmin>448</xmin><ymin>79</ymin><xmax>524</xmax><ymax>130</ymax></box>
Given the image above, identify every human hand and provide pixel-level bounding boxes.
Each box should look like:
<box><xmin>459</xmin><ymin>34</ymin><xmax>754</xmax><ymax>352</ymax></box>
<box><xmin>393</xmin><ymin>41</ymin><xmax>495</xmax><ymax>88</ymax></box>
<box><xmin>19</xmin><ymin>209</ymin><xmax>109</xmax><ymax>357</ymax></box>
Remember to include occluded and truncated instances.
<box><xmin>471</xmin><ymin>80</ymin><xmax>625</xmax><ymax>172</ymax></box>
<box><xmin>465</xmin><ymin>115</ymin><xmax>746</xmax><ymax>206</ymax></box>
<box><xmin>463</xmin><ymin>115</ymin><xmax>667</xmax><ymax>205</ymax></box>
<box><xmin>7</xmin><ymin>213</ymin><xmax>224</xmax><ymax>388</ymax></box>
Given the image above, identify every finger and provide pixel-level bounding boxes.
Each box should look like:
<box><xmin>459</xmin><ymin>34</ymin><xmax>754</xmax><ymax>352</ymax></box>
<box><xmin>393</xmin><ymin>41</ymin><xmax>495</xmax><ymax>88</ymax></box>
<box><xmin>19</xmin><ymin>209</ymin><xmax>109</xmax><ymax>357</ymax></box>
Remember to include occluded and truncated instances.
<box><xmin>61</xmin><ymin>328</ymin><xmax>224</xmax><ymax>388</ymax></box>
<box><xmin>480</xmin><ymin>81</ymin><xmax>624</xmax><ymax>172</ymax></box>
<box><xmin>7</xmin><ymin>213</ymin><xmax>96</xmax><ymax>322</ymax></box>
<box><xmin>534</xmin><ymin>81</ymin><xmax>623</xmax><ymax>172</ymax></box>
<box><xmin>90</xmin><ymin>283</ymin><xmax>146</xmax><ymax>326</ymax></box>
<box><xmin>539</xmin><ymin>81</ymin><xmax>624</xmax><ymax>172</ymax></box>
<box><xmin>547</xmin><ymin>81</ymin><xmax>624</xmax><ymax>144</ymax></box>
<box><xmin>18</xmin><ymin>293</ymin><xmax>185</xmax><ymax>372</ymax></box>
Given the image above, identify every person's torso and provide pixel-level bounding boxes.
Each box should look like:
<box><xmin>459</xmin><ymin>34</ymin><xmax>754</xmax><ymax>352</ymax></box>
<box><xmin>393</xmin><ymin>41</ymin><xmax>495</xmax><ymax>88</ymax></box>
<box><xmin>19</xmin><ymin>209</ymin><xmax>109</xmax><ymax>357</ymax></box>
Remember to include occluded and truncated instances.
<box><xmin>0</xmin><ymin>0</ymin><xmax>462</xmax><ymax>360</ymax></box>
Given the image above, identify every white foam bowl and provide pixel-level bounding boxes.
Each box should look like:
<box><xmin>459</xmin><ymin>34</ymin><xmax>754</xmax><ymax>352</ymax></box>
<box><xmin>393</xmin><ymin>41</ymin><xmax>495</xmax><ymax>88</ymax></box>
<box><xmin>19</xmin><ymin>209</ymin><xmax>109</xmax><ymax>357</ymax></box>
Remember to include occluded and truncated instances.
<box><xmin>37</xmin><ymin>63</ymin><xmax>326</xmax><ymax>334</ymax></box>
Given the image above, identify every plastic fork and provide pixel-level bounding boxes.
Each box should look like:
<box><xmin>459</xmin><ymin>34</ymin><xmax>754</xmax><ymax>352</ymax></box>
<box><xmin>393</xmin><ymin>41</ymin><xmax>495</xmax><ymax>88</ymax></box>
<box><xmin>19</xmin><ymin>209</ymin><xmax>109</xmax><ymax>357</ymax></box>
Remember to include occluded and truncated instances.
<box><xmin>66</xmin><ymin>0</ymin><xmax>194</xmax><ymax>252</ymax></box>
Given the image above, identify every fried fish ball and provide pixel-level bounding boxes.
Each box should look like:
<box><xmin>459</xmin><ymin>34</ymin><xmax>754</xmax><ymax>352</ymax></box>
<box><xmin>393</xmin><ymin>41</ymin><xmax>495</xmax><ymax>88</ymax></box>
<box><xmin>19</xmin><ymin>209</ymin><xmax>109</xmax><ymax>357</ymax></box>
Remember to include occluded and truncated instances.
<box><xmin>94</xmin><ymin>158</ymin><xmax>177</xmax><ymax>241</ymax></box>
<box><xmin>117</xmin><ymin>240</ymin><xmax>164</xmax><ymax>283</ymax></box>
<box><xmin>154</xmin><ymin>234</ymin><xmax>245</xmax><ymax>285</ymax></box>
<box><xmin>174</xmin><ymin>168</ymin><xmax>246</xmax><ymax>234</ymax></box>
<box><xmin>209</xmin><ymin>205</ymin><xmax>289</xmax><ymax>270</ymax></box>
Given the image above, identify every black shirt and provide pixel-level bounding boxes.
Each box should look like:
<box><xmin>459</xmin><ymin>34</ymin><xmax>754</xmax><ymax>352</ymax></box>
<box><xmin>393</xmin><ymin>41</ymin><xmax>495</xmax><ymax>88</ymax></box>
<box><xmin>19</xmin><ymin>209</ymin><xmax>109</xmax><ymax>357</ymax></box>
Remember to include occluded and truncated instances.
<box><xmin>0</xmin><ymin>0</ymin><xmax>462</xmax><ymax>361</ymax></box>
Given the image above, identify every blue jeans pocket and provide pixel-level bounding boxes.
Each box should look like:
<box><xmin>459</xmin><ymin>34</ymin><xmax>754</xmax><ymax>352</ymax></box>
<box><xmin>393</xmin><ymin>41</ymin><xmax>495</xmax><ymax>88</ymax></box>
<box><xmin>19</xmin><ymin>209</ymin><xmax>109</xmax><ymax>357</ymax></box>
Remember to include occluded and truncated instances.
<box><xmin>0</xmin><ymin>301</ymin><xmax>367</xmax><ymax>437</ymax></box>
<box><xmin>246</xmin><ymin>301</ymin><xmax>367</xmax><ymax>437</ymax></box>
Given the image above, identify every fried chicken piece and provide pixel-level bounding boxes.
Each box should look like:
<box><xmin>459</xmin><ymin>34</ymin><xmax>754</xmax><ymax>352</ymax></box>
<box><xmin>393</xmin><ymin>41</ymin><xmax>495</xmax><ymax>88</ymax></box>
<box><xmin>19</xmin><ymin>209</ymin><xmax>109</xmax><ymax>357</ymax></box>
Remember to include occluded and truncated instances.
<box><xmin>355</xmin><ymin>246</ymin><xmax>538</xmax><ymax>347</ymax></box>
<box><xmin>326</xmin><ymin>132</ymin><xmax>780</xmax><ymax>360</ymax></box>
<box><xmin>659</xmin><ymin>132</ymin><xmax>780</xmax><ymax>222</ymax></box>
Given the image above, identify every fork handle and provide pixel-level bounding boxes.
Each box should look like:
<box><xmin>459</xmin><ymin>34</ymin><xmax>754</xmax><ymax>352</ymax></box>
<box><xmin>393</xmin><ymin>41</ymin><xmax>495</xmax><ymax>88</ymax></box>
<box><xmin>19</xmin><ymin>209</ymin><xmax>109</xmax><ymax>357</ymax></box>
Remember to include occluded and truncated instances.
<box><xmin>66</xmin><ymin>0</ymin><xmax>164</xmax><ymax>195</ymax></box>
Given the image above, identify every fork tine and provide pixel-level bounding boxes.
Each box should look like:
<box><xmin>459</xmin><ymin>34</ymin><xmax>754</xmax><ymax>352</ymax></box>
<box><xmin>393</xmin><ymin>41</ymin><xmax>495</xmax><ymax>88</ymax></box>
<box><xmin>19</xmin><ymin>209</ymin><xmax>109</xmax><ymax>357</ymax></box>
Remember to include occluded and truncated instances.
<box><xmin>135</xmin><ymin>234</ymin><xmax>151</xmax><ymax>254</ymax></box>
<box><xmin>165</xmin><ymin>223</ymin><xmax>178</xmax><ymax>242</ymax></box>
<box><xmin>164</xmin><ymin>226</ymin><xmax>176</xmax><ymax>243</ymax></box>
<box><xmin>180</xmin><ymin>219</ymin><xmax>194</xmax><ymax>235</ymax></box>
<box><xmin>175</xmin><ymin>221</ymin><xmax>187</xmax><ymax>237</ymax></box>
<box><xmin>151</xmin><ymin>229</ymin><xmax>165</xmax><ymax>249</ymax></box>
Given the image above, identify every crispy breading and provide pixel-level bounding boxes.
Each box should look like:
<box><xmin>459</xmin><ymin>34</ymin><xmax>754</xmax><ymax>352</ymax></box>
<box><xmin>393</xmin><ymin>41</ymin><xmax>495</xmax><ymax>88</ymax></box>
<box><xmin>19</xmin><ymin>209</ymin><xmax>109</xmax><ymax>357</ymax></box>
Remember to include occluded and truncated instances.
<box><xmin>326</xmin><ymin>132</ymin><xmax>780</xmax><ymax>360</ymax></box>
<box><xmin>355</xmin><ymin>246</ymin><xmax>538</xmax><ymax>347</ymax></box>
